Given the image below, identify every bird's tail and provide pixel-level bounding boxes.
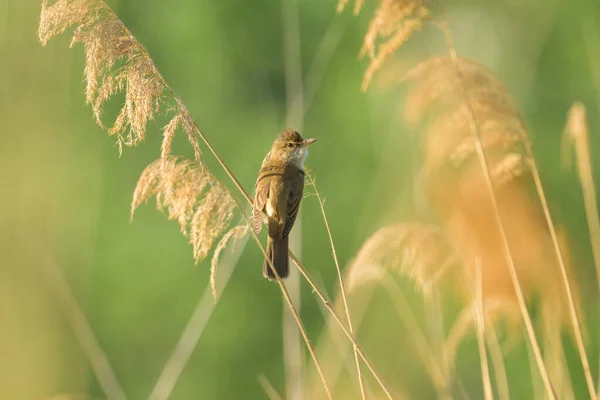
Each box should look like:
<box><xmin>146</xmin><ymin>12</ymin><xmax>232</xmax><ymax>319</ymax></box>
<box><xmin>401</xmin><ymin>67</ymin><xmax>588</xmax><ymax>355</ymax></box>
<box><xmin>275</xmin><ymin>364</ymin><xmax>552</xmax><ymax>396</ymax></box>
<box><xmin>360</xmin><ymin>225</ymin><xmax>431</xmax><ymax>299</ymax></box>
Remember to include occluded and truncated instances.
<box><xmin>263</xmin><ymin>236</ymin><xmax>289</xmax><ymax>280</ymax></box>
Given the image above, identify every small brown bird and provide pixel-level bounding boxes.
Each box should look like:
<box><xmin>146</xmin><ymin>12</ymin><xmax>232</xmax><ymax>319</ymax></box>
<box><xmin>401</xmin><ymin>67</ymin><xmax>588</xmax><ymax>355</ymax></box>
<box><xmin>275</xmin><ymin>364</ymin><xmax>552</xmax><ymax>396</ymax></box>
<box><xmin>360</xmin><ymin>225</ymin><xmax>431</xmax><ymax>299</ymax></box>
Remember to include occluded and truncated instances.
<box><xmin>253</xmin><ymin>129</ymin><xmax>317</xmax><ymax>280</ymax></box>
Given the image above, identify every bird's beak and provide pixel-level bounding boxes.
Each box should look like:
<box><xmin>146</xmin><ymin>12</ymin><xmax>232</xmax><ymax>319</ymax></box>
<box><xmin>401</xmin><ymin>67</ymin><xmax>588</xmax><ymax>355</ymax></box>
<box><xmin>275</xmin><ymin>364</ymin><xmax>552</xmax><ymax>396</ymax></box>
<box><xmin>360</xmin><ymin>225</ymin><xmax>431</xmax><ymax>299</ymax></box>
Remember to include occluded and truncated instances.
<box><xmin>303</xmin><ymin>138</ymin><xmax>317</xmax><ymax>146</ymax></box>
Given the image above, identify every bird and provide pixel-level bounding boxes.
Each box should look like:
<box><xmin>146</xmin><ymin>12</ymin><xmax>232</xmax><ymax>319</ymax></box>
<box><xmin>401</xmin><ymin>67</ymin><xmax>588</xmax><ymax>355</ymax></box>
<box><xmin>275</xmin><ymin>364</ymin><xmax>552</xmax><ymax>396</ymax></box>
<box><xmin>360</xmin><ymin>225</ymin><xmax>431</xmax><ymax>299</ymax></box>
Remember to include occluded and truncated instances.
<box><xmin>253</xmin><ymin>129</ymin><xmax>317</xmax><ymax>280</ymax></box>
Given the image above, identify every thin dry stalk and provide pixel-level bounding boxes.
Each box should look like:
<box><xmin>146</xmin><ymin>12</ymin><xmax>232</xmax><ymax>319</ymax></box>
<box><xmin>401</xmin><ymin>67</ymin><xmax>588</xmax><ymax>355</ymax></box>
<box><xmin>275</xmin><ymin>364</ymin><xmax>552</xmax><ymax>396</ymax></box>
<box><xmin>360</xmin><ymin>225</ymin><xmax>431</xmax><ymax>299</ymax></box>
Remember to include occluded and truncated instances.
<box><xmin>311</xmin><ymin>285</ymin><xmax>375</xmax><ymax>397</ymax></box>
<box><xmin>290</xmin><ymin>252</ymin><xmax>396</xmax><ymax>400</ymax></box>
<box><xmin>526</xmin><ymin>333</ymin><xmax>545</xmax><ymax>400</ymax></box>
<box><xmin>311</xmin><ymin>286</ymin><xmax>376</xmax><ymax>398</ymax></box>
<box><xmin>245</xmin><ymin>208</ymin><xmax>334</xmax><ymax>400</ymax></box>
<box><xmin>485</xmin><ymin>326</ymin><xmax>510</xmax><ymax>400</ymax></box>
<box><xmin>563</xmin><ymin>102</ymin><xmax>600</xmax><ymax>397</ymax></box>
<box><xmin>435</xmin><ymin>5</ymin><xmax>556</xmax><ymax>397</ymax></box>
<box><xmin>542</xmin><ymin>310</ymin><xmax>576</xmax><ymax>400</ymax></box>
<box><xmin>307</xmin><ymin>172</ymin><xmax>368</xmax><ymax>400</ymax></box>
<box><xmin>258</xmin><ymin>374</ymin><xmax>284</xmax><ymax>400</ymax></box>
<box><xmin>474</xmin><ymin>258</ymin><xmax>493</xmax><ymax>400</ymax></box>
<box><xmin>522</xmin><ymin>131</ymin><xmax>595</xmax><ymax>399</ymax></box>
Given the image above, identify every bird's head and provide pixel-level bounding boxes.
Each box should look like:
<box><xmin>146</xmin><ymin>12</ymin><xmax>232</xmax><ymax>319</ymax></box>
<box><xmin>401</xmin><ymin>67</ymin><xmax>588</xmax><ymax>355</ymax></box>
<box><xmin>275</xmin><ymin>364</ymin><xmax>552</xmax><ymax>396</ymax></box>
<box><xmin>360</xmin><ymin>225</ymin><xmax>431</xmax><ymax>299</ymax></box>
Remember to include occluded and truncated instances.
<box><xmin>268</xmin><ymin>128</ymin><xmax>317</xmax><ymax>168</ymax></box>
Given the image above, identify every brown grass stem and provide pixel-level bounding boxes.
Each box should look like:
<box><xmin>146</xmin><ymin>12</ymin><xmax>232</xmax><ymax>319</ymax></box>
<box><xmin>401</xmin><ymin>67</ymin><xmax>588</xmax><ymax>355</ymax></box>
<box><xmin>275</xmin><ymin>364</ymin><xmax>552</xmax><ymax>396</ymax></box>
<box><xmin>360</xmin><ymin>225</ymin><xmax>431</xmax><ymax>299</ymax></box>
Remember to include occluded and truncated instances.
<box><xmin>290</xmin><ymin>251</ymin><xmax>395</xmax><ymax>399</ymax></box>
<box><xmin>307</xmin><ymin>172</ymin><xmax>368</xmax><ymax>400</ymax></box>
<box><xmin>435</xmin><ymin>3</ymin><xmax>556</xmax><ymax>397</ymax></box>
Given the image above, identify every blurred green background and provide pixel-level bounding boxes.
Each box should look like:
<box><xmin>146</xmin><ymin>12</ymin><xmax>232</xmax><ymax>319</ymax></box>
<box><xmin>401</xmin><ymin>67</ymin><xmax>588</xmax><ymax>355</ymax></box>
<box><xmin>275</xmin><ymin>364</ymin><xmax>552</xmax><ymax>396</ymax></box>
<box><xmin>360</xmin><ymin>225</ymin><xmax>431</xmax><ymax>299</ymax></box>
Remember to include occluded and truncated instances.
<box><xmin>2</xmin><ymin>0</ymin><xmax>600</xmax><ymax>399</ymax></box>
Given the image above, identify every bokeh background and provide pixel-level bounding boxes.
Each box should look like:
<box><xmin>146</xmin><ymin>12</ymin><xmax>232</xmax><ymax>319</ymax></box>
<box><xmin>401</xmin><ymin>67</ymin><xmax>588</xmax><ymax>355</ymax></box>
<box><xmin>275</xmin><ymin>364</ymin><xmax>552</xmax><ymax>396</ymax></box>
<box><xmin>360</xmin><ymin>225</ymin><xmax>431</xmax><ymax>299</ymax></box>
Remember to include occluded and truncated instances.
<box><xmin>2</xmin><ymin>0</ymin><xmax>600</xmax><ymax>399</ymax></box>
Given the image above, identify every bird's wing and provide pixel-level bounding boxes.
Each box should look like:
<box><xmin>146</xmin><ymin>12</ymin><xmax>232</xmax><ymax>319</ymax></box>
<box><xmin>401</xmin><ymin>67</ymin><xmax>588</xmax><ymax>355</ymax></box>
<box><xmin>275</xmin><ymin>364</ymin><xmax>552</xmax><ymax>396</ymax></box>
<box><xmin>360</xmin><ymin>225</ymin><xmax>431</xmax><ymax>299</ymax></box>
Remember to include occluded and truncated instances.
<box><xmin>281</xmin><ymin>171</ymin><xmax>304</xmax><ymax>240</ymax></box>
<box><xmin>253</xmin><ymin>175</ymin><xmax>270</xmax><ymax>234</ymax></box>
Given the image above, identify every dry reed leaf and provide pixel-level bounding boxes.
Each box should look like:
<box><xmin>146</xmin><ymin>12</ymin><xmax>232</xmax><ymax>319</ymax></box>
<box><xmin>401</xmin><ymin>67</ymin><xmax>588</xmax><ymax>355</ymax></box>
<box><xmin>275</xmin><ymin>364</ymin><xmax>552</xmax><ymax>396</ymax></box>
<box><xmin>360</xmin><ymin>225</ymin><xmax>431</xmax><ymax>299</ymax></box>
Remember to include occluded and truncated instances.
<box><xmin>210</xmin><ymin>225</ymin><xmax>250</xmax><ymax>299</ymax></box>
<box><xmin>132</xmin><ymin>158</ymin><xmax>236</xmax><ymax>264</ymax></box>
<box><xmin>39</xmin><ymin>0</ymin><xmax>202</xmax><ymax>159</ymax></box>
<box><xmin>346</xmin><ymin>223</ymin><xmax>457</xmax><ymax>293</ymax></box>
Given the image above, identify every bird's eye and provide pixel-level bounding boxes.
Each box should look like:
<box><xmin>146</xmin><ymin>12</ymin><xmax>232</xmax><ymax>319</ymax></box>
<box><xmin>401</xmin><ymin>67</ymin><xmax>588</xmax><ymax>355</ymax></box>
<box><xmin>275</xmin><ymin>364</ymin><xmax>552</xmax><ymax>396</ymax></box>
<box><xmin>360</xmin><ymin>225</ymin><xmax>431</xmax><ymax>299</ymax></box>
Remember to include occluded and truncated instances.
<box><xmin>288</xmin><ymin>143</ymin><xmax>294</xmax><ymax>148</ymax></box>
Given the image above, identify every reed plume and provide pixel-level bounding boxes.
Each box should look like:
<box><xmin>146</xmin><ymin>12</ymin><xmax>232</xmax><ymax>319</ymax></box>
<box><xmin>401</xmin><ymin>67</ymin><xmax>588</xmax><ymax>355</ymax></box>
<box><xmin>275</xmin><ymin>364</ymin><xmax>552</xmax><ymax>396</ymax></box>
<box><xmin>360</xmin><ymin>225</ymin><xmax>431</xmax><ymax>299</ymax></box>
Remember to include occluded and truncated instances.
<box><xmin>404</xmin><ymin>59</ymin><xmax>586</xmax><ymax>387</ymax></box>
<box><xmin>39</xmin><ymin>0</ymin><xmax>241</xmax><ymax>269</ymax></box>
<box><xmin>39</xmin><ymin>0</ymin><xmax>202</xmax><ymax>160</ymax></box>
<box><xmin>338</xmin><ymin>0</ymin><xmax>430</xmax><ymax>90</ymax></box>
<box><xmin>351</xmin><ymin>56</ymin><xmax>580</xmax><ymax>325</ymax></box>
<box><xmin>343</xmin><ymin>1</ymin><xmax>589</xmax><ymax>392</ymax></box>
<box><xmin>131</xmin><ymin>157</ymin><xmax>237</xmax><ymax>264</ymax></box>
<box><xmin>347</xmin><ymin>222</ymin><xmax>457</xmax><ymax>294</ymax></box>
